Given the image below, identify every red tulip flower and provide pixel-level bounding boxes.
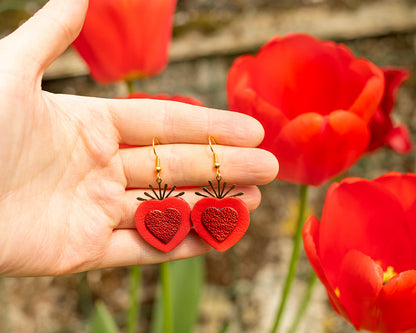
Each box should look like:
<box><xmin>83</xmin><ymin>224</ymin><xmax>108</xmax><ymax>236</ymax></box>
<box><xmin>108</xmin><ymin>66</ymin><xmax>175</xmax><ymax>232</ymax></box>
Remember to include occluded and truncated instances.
<box><xmin>303</xmin><ymin>172</ymin><xmax>416</xmax><ymax>332</ymax></box>
<box><xmin>73</xmin><ymin>0</ymin><xmax>177</xmax><ymax>83</ymax></box>
<box><xmin>227</xmin><ymin>33</ymin><xmax>385</xmax><ymax>186</ymax></box>
<box><xmin>367</xmin><ymin>68</ymin><xmax>412</xmax><ymax>154</ymax></box>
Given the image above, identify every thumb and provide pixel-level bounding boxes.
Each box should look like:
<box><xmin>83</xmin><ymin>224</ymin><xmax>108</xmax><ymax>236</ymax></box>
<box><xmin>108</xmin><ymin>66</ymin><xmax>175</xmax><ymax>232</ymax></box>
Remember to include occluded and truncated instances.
<box><xmin>8</xmin><ymin>0</ymin><xmax>88</xmax><ymax>76</ymax></box>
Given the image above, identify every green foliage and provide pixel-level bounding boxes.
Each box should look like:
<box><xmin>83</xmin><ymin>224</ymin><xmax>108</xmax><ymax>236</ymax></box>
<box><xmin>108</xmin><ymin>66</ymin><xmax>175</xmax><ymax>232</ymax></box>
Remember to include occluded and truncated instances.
<box><xmin>127</xmin><ymin>265</ymin><xmax>142</xmax><ymax>333</ymax></box>
<box><xmin>151</xmin><ymin>256</ymin><xmax>205</xmax><ymax>333</ymax></box>
<box><xmin>0</xmin><ymin>0</ymin><xmax>26</xmax><ymax>12</ymax></box>
<box><xmin>0</xmin><ymin>0</ymin><xmax>46</xmax><ymax>12</ymax></box>
<box><xmin>90</xmin><ymin>302</ymin><xmax>119</xmax><ymax>333</ymax></box>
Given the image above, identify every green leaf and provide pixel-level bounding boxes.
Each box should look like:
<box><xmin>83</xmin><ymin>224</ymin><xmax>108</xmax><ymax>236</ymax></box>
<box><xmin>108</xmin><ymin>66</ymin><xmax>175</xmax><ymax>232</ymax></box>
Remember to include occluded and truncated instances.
<box><xmin>90</xmin><ymin>301</ymin><xmax>119</xmax><ymax>333</ymax></box>
<box><xmin>151</xmin><ymin>256</ymin><xmax>205</xmax><ymax>333</ymax></box>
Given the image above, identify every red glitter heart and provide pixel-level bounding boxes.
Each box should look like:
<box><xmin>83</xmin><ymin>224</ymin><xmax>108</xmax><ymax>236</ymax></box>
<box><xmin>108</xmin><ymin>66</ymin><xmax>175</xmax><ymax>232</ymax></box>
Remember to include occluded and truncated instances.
<box><xmin>145</xmin><ymin>208</ymin><xmax>182</xmax><ymax>244</ymax></box>
<box><xmin>201</xmin><ymin>207</ymin><xmax>238</xmax><ymax>242</ymax></box>
<box><xmin>192</xmin><ymin>197</ymin><xmax>250</xmax><ymax>252</ymax></box>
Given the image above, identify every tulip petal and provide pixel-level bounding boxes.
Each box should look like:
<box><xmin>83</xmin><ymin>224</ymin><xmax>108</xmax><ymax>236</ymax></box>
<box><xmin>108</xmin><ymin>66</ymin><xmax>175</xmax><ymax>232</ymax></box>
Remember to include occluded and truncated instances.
<box><xmin>380</xmin><ymin>68</ymin><xmax>410</xmax><ymax>115</ymax></box>
<box><xmin>252</xmin><ymin>34</ymin><xmax>347</xmax><ymax>118</ymax></box>
<box><xmin>303</xmin><ymin>216</ymin><xmax>331</xmax><ymax>288</ymax></box>
<box><xmin>337</xmin><ymin>250</ymin><xmax>383</xmax><ymax>331</ymax></box>
<box><xmin>232</xmin><ymin>89</ymin><xmax>289</xmax><ymax>150</ymax></box>
<box><xmin>303</xmin><ymin>216</ymin><xmax>348</xmax><ymax>317</ymax></box>
<box><xmin>227</xmin><ymin>55</ymin><xmax>256</xmax><ymax>109</ymax></box>
<box><xmin>227</xmin><ymin>55</ymin><xmax>290</xmax><ymax>142</ymax></box>
<box><xmin>367</xmin><ymin>108</ymin><xmax>394</xmax><ymax>152</ymax></box>
<box><xmin>366</xmin><ymin>67</ymin><xmax>411</xmax><ymax>152</ymax></box>
<box><xmin>374</xmin><ymin>173</ymin><xmax>416</xmax><ymax>256</ymax></box>
<box><xmin>127</xmin><ymin>0</ymin><xmax>176</xmax><ymax>77</ymax></box>
<box><xmin>349</xmin><ymin>59</ymin><xmax>385</xmax><ymax>122</ymax></box>
<box><xmin>274</xmin><ymin>110</ymin><xmax>369</xmax><ymax>185</ymax></box>
<box><xmin>386</xmin><ymin>125</ymin><xmax>413</xmax><ymax>154</ymax></box>
<box><xmin>379</xmin><ymin>270</ymin><xmax>416</xmax><ymax>333</ymax></box>
<box><xmin>406</xmin><ymin>201</ymin><xmax>416</xmax><ymax>258</ymax></box>
<box><xmin>374</xmin><ymin>172</ymin><xmax>416</xmax><ymax>211</ymax></box>
<box><xmin>319</xmin><ymin>179</ymin><xmax>414</xmax><ymax>286</ymax></box>
<box><xmin>73</xmin><ymin>2</ymin><xmax>124</xmax><ymax>82</ymax></box>
<box><xmin>250</xmin><ymin>34</ymin><xmax>380</xmax><ymax>120</ymax></box>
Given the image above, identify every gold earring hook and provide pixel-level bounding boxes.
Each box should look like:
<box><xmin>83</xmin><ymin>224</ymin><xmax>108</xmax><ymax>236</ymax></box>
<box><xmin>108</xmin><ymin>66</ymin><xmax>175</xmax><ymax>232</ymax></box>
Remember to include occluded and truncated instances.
<box><xmin>209</xmin><ymin>136</ymin><xmax>221</xmax><ymax>180</ymax></box>
<box><xmin>153</xmin><ymin>137</ymin><xmax>162</xmax><ymax>183</ymax></box>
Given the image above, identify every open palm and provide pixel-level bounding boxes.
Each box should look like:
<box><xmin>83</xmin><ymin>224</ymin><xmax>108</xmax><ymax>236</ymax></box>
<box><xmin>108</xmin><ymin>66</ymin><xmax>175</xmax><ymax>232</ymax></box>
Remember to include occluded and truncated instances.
<box><xmin>0</xmin><ymin>0</ymin><xmax>278</xmax><ymax>277</ymax></box>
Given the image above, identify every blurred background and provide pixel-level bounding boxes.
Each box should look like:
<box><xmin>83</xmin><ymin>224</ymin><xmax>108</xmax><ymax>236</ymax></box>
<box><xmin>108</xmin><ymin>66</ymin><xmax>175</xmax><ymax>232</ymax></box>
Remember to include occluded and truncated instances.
<box><xmin>0</xmin><ymin>0</ymin><xmax>415</xmax><ymax>332</ymax></box>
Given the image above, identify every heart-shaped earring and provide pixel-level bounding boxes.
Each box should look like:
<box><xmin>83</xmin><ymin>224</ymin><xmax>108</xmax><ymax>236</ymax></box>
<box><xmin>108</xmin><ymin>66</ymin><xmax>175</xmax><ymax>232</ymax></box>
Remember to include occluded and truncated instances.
<box><xmin>191</xmin><ymin>136</ymin><xmax>250</xmax><ymax>252</ymax></box>
<box><xmin>135</xmin><ymin>138</ymin><xmax>191</xmax><ymax>252</ymax></box>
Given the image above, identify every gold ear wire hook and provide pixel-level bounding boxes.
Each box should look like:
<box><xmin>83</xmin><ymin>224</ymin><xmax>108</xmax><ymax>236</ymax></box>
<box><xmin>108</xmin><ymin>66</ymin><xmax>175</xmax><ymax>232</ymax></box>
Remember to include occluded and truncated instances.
<box><xmin>153</xmin><ymin>137</ymin><xmax>162</xmax><ymax>183</ymax></box>
<box><xmin>209</xmin><ymin>136</ymin><xmax>221</xmax><ymax>180</ymax></box>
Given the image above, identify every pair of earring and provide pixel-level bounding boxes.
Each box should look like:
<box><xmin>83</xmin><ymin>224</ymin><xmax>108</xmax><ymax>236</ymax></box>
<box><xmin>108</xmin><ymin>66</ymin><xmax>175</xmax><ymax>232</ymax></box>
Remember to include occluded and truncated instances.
<box><xmin>134</xmin><ymin>136</ymin><xmax>250</xmax><ymax>253</ymax></box>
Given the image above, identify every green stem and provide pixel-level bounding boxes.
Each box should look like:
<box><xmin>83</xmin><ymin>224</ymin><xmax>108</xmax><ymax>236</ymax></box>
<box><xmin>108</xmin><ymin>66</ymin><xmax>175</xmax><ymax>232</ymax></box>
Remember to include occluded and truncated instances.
<box><xmin>161</xmin><ymin>262</ymin><xmax>173</xmax><ymax>333</ymax></box>
<box><xmin>126</xmin><ymin>80</ymin><xmax>134</xmax><ymax>95</ymax></box>
<box><xmin>288</xmin><ymin>272</ymin><xmax>318</xmax><ymax>333</ymax></box>
<box><xmin>127</xmin><ymin>265</ymin><xmax>141</xmax><ymax>333</ymax></box>
<box><xmin>270</xmin><ymin>184</ymin><xmax>309</xmax><ymax>333</ymax></box>
<box><xmin>78</xmin><ymin>272</ymin><xmax>93</xmax><ymax>319</ymax></box>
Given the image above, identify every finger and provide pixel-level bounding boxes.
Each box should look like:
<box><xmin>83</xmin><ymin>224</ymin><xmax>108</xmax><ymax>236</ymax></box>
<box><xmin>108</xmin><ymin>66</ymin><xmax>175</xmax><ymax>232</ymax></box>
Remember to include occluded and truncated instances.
<box><xmin>8</xmin><ymin>0</ymin><xmax>88</xmax><ymax>75</ymax></box>
<box><xmin>96</xmin><ymin>230</ymin><xmax>212</xmax><ymax>268</ymax></box>
<box><xmin>121</xmin><ymin>144</ymin><xmax>278</xmax><ymax>188</ymax></box>
<box><xmin>118</xmin><ymin>185</ymin><xmax>261</xmax><ymax>229</ymax></box>
<box><xmin>107</xmin><ymin>98</ymin><xmax>265</xmax><ymax>147</ymax></box>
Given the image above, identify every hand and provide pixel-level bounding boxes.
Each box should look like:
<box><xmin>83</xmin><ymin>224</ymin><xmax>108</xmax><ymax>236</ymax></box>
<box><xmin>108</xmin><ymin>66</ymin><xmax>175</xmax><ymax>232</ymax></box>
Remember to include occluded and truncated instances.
<box><xmin>0</xmin><ymin>0</ymin><xmax>278</xmax><ymax>277</ymax></box>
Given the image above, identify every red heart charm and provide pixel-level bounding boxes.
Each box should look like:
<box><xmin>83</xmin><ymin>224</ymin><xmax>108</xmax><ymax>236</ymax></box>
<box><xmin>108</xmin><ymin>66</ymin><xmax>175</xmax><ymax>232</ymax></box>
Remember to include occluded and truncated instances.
<box><xmin>135</xmin><ymin>197</ymin><xmax>191</xmax><ymax>252</ymax></box>
<box><xmin>191</xmin><ymin>197</ymin><xmax>250</xmax><ymax>252</ymax></box>
<box><xmin>201</xmin><ymin>207</ymin><xmax>238</xmax><ymax>242</ymax></box>
<box><xmin>145</xmin><ymin>208</ymin><xmax>182</xmax><ymax>244</ymax></box>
